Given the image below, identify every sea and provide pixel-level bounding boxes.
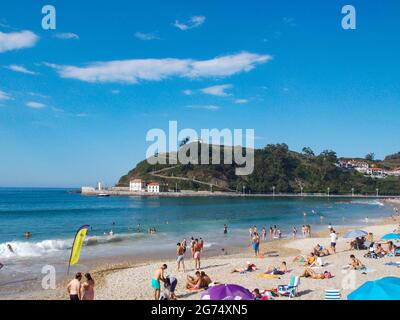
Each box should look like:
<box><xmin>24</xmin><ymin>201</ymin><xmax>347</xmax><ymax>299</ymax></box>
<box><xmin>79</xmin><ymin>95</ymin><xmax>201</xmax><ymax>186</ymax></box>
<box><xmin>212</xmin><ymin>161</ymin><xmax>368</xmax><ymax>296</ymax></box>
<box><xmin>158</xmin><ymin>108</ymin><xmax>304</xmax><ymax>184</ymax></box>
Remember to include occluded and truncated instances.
<box><xmin>0</xmin><ymin>188</ymin><xmax>395</xmax><ymax>298</ymax></box>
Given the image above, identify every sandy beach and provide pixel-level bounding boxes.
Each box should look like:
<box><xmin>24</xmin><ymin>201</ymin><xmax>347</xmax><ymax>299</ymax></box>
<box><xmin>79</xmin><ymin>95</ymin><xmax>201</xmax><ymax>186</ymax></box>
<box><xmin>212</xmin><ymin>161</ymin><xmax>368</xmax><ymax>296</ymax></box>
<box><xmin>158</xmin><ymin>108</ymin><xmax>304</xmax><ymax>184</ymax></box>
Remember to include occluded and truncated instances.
<box><xmin>10</xmin><ymin>200</ymin><xmax>400</xmax><ymax>301</ymax></box>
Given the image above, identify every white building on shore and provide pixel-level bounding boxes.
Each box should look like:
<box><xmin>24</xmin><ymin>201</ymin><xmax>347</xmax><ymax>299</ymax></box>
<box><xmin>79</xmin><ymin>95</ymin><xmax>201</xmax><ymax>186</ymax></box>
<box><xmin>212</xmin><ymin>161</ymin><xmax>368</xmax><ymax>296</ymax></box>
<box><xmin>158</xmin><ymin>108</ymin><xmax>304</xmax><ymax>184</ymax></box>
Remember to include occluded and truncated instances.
<box><xmin>129</xmin><ymin>179</ymin><xmax>146</xmax><ymax>192</ymax></box>
<box><xmin>147</xmin><ymin>182</ymin><xmax>160</xmax><ymax>193</ymax></box>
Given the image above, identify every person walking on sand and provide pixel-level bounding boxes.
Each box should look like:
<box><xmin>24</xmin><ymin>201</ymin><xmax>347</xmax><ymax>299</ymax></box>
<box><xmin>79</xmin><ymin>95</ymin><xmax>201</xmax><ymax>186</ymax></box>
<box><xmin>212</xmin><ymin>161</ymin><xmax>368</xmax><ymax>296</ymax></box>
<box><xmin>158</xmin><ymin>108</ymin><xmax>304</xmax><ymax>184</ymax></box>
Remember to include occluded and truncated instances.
<box><xmin>67</xmin><ymin>272</ymin><xmax>82</xmax><ymax>300</ymax></box>
<box><xmin>269</xmin><ymin>226</ymin><xmax>273</xmax><ymax>240</ymax></box>
<box><xmin>176</xmin><ymin>242</ymin><xmax>186</xmax><ymax>272</ymax></box>
<box><xmin>81</xmin><ymin>273</ymin><xmax>95</xmax><ymax>300</ymax></box>
<box><xmin>152</xmin><ymin>264</ymin><xmax>167</xmax><ymax>300</ymax></box>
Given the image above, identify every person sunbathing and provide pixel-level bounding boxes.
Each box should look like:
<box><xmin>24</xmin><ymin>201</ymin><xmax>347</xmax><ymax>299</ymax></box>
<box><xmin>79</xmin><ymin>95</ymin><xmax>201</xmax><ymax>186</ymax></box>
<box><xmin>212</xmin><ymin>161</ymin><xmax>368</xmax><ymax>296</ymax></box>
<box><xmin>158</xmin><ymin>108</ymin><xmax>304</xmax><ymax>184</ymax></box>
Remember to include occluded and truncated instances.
<box><xmin>349</xmin><ymin>254</ymin><xmax>365</xmax><ymax>270</ymax></box>
<box><xmin>374</xmin><ymin>244</ymin><xmax>385</xmax><ymax>257</ymax></box>
<box><xmin>265</xmin><ymin>261</ymin><xmax>288</xmax><ymax>275</ymax></box>
<box><xmin>186</xmin><ymin>271</ymin><xmax>202</xmax><ymax>290</ymax></box>
<box><xmin>300</xmin><ymin>267</ymin><xmax>332</xmax><ymax>279</ymax></box>
<box><xmin>293</xmin><ymin>253</ymin><xmax>316</xmax><ymax>266</ymax></box>
<box><xmin>313</xmin><ymin>244</ymin><xmax>330</xmax><ymax>257</ymax></box>
<box><xmin>231</xmin><ymin>262</ymin><xmax>257</xmax><ymax>273</ymax></box>
<box><xmin>200</xmin><ymin>271</ymin><xmax>212</xmax><ymax>288</ymax></box>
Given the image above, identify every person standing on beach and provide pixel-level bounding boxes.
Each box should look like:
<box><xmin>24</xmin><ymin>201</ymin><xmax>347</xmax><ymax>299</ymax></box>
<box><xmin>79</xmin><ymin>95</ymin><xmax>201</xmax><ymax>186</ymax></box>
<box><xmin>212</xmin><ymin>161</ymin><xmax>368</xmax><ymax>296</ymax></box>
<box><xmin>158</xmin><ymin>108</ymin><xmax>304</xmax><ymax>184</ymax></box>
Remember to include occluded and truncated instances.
<box><xmin>152</xmin><ymin>264</ymin><xmax>167</xmax><ymax>300</ymax></box>
<box><xmin>199</xmin><ymin>238</ymin><xmax>204</xmax><ymax>253</ymax></box>
<box><xmin>292</xmin><ymin>227</ymin><xmax>297</xmax><ymax>239</ymax></box>
<box><xmin>67</xmin><ymin>272</ymin><xmax>82</xmax><ymax>300</ymax></box>
<box><xmin>193</xmin><ymin>239</ymin><xmax>201</xmax><ymax>270</ymax></box>
<box><xmin>269</xmin><ymin>226</ymin><xmax>273</xmax><ymax>240</ymax></box>
<box><xmin>262</xmin><ymin>227</ymin><xmax>267</xmax><ymax>241</ymax></box>
<box><xmin>249</xmin><ymin>227</ymin><xmax>254</xmax><ymax>239</ymax></box>
<box><xmin>81</xmin><ymin>273</ymin><xmax>95</xmax><ymax>300</ymax></box>
<box><xmin>176</xmin><ymin>242</ymin><xmax>186</xmax><ymax>272</ymax></box>
<box><xmin>251</xmin><ymin>233</ymin><xmax>260</xmax><ymax>257</ymax></box>
<box><xmin>330</xmin><ymin>230</ymin><xmax>338</xmax><ymax>254</ymax></box>
<box><xmin>181</xmin><ymin>239</ymin><xmax>187</xmax><ymax>253</ymax></box>
<box><xmin>224</xmin><ymin>224</ymin><xmax>228</xmax><ymax>235</ymax></box>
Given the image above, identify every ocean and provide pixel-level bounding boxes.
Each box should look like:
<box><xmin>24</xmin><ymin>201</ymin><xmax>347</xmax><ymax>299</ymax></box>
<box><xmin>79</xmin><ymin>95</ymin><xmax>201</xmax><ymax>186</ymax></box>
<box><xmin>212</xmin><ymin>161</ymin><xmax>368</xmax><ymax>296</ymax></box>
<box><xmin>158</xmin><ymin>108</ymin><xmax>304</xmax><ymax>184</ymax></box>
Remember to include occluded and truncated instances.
<box><xmin>0</xmin><ymin>188</ymin><xmax>394</xmax><ymax>297</ymax></box>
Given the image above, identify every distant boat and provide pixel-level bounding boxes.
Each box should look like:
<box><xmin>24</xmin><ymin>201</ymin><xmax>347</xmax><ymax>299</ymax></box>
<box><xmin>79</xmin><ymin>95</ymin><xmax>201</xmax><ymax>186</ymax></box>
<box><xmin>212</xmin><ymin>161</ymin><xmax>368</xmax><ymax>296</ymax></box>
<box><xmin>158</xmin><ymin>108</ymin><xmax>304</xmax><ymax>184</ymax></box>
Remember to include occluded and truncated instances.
<box><xmin>97</xmin><ymin>193</ymin><xmax>110</xmax><ymax>197</ymax></box>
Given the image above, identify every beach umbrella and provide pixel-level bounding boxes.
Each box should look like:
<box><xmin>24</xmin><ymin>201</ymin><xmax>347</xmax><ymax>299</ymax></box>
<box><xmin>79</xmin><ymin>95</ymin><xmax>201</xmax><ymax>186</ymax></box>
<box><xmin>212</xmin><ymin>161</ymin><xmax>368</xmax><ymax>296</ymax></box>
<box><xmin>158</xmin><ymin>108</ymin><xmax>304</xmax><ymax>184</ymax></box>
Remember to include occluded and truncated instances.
<box><xmin>348</xmin><ymin>277</ymin><xmax>400</xmax><ymax>300</ymax></box>
<box><xmin>201</xmin><ymin>284</ymin><xmax>254</xmax><ymax>300</ymax></box>
<box><xmin>381</xmin><ymin>233</ymin><xmax>400</xmax><ymax>240</ymax></box>
<box><xmin>343</xmin><ymin>230</ymin><xmax>368</xmax><ymax>238</ymax></box>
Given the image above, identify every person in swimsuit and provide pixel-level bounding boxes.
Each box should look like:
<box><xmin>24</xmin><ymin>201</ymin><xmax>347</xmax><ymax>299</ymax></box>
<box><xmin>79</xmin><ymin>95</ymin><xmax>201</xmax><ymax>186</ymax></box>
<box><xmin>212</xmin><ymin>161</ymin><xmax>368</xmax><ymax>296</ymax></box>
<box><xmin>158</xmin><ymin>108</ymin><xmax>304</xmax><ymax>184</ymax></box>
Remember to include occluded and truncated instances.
<box><xmin>186</xmin><ymin>271</ymin><xmax>201</xmax><ymax>290</ymax></box>
<box><xmin>152</xmin><ymin>264</ymin><xmax>167</xmax><ymax>300</ymax></box>
<box><xmin>251</xmin><ymin>233</ymin><xmax>260</xmax><ymax>257</ymax></box>
<box><xmin>81</xmin><ymin>273</ymin><xmax>95</xmax><ymax>300</ymax></box>
<box><xmin>265</xmin><ymin>261</ymin><xmax>288</xmax><ymax>275</ymax></box>
<box><xmin>224</xmin><ymin>224</ymin><xmax>228</xmax><ymax>235</ymax></box>
<box><xmin>176</xmin><ymin>242</ymin><xmax>186</xmax><ymax>272</ymax></box>
<box><xmin>349</xmin><ymin>255</ymin><xmax>365</xmax><ymax>270</ymax></box>
<box><xmin>67</xmin><ymin>272</ymin><xmax>82</xmax><ymax>300</ymax></box>
<box><xmin>262</xmin><ymin>228</ymin><xmax>267</xmax><ymax>241</ymax></box>
<box><xmin>193</xmin><ymin>239</ymin><xmax>201</xmax><ymax>270</ymax></box>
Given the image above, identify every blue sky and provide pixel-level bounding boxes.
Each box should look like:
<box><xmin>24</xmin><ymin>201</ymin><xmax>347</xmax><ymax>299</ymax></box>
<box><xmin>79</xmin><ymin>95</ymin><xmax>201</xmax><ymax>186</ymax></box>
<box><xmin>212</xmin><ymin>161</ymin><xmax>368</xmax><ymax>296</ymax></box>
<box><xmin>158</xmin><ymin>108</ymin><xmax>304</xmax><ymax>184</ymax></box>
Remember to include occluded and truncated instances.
<box><xmin>0</xmin><ymin>0</ymin><xmax>399</xmax><ymax>187</ymax></box>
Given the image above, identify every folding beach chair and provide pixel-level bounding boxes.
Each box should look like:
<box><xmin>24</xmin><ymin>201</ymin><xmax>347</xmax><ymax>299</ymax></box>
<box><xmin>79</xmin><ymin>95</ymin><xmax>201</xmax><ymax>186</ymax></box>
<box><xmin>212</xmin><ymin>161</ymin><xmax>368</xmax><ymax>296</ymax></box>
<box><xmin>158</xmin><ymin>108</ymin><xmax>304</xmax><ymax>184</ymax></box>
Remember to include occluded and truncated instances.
<box><xmin>278</xmin><ymin>275</ymin><xmax>300</xmax><ymax>298</ymax></box>
<box><xmin>324</xmin><ymin>289</ymin><xmax>341</xmax><ymax>300</ymax></box>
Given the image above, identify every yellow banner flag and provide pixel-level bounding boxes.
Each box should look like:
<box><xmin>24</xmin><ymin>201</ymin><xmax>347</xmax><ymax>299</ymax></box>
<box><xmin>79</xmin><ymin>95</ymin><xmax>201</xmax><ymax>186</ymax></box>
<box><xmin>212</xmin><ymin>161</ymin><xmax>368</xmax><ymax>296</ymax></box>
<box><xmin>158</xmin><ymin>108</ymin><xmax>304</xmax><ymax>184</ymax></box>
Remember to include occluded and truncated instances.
<box><xmin>68</xmin><ymin>225</ymin><xmax>90</xmax><ymax>269</ymax></box>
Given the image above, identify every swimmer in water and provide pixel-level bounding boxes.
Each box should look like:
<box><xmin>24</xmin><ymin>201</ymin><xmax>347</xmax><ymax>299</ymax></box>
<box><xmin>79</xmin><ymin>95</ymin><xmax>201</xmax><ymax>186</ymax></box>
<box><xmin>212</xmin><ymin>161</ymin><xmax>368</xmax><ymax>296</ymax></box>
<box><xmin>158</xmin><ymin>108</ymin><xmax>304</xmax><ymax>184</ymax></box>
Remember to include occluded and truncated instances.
<box><xmin>7</xmin><ymin>244</ymin><xmax>14</xmax><ymax>253</ymax></box>
<box><xmin>24</xmin><ymin>232</ymin><xmax>32</xmax><ymax>239</ymax></box>
<box><xmin>303</xmin><ymin>212</ymin><xmax>307</xmax><ymax>217</ymax></box>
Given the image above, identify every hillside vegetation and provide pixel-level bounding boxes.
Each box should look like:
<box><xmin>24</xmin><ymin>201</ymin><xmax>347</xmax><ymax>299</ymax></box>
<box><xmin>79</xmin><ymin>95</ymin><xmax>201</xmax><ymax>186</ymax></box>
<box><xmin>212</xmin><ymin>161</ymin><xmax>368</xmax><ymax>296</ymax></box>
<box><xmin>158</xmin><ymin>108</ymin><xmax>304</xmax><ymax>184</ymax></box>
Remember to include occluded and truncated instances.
<box><xmin>118</xmin><ymin>143</ymin><xmax>400</xmax><ymax>195</ymax></box>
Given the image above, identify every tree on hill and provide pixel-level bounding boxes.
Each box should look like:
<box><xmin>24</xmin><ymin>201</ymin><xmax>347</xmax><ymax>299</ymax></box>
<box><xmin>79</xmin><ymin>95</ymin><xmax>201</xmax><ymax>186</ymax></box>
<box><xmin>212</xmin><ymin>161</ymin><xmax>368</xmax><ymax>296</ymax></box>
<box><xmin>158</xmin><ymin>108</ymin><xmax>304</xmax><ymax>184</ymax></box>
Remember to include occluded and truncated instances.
<box><xmin>365</xmin><ymin>153</ymin><xmax>375</xmax><ymax>161</ymax></box>
<box><xmin>302</xmin><ymin>147</ymin><xmax>315</xmax><ymax>157</ymax></box>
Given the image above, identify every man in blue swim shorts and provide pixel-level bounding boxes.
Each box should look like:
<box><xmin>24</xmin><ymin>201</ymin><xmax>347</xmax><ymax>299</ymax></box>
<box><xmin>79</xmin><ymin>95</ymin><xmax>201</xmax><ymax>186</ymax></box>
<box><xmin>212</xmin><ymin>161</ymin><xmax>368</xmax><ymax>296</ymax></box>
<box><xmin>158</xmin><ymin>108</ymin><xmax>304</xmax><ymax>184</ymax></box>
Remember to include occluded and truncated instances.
<box><xmin>152</xmin><ymin>264</ymin><xmax>167</xmax><ymax>300</ymax></box>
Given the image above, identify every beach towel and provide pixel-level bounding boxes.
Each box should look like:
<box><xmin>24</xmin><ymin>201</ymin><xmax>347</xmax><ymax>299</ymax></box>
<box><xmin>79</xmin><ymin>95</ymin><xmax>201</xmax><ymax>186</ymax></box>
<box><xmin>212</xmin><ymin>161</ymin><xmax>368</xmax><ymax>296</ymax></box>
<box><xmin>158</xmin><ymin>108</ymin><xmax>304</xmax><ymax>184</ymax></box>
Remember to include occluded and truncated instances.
<box><xmin>384</xmin><ymin>261</ymin><xmax>400</xmax><ymax>267</ymax></box>
<box><xmin>257</xmin><ymin>274</ymin><xmax>281</xmax><ymax>279</ymax></box>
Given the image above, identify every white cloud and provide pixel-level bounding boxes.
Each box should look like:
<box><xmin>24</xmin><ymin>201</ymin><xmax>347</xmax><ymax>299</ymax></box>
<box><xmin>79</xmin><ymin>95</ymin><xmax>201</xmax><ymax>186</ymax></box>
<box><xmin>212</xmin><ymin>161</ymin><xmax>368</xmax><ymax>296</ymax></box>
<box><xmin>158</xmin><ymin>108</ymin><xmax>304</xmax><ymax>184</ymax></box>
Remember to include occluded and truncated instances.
<box><xmin>134</xmin><ymin>32</ymin><xmax>159</xmax><ymax>41</ymax></box>
<box><xmin>28</xmin><ymin>92</ymin><xmax>49</xmax><ymax>99</ymax></box>
<box><xmin>182</xmin><ymin>89</ymin><xmax>194</xmax><ymax>95</ymax></box>
<box><xmin>53</xmin><ymin>32</ymin><xmax>79</xmax><ymax>40</ymax></box>
<box><xmin>234</xmin><ymin>99</ymin><xmax>249</xmax><ymax>104</ymax></box>
<box><xmin>0</xmin><ymin>30</ymin><xmax>38</xmax><ymax>53</ymax></box>
<box><xmin>6</xmin><ymin>64</ymin><xmax>36</xmax><ymax>75</ymax></box>
<box><xmin>0</xmin><ymin>90</ymin><xmax>11</xmax><ymax>100</ymax></box>
<box><xmin>173</xmin><ymin>16</ymin><xmax>206</xmax><ymax>31</ymax></box>
<box><xmin>185</xmin><ymin>104</ymin><xmax>220</xmax><ymax>111</ymax></box>
<box><xmin>45</xmin><ymin>52</ymin><xmax>271</xmax><ymax>84</ymax></box>
<box><xmin>201</xmin><ymin>84</ymin><xmax>233</xmax><ymax>97</ymax></box>
<box><xmin>26</xmin><ymin>101</ymin><xmax>46</xmax><ymax>109</ymax></box>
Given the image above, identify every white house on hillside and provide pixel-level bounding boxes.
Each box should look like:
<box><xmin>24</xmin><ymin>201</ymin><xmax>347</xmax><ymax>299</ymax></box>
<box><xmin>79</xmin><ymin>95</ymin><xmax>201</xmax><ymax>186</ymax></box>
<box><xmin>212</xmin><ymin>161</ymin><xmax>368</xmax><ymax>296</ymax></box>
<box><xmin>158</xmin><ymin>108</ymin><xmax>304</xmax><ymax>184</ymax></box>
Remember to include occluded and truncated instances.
<box><xmin>147</xmin><ymin>182</ymin><xmax>160</xmax><ymax>193</ymax></box>
<box><xmin>129</xmin><ymin>179</ymin><xmax>146</xmax><ymax>192</ymax></box>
